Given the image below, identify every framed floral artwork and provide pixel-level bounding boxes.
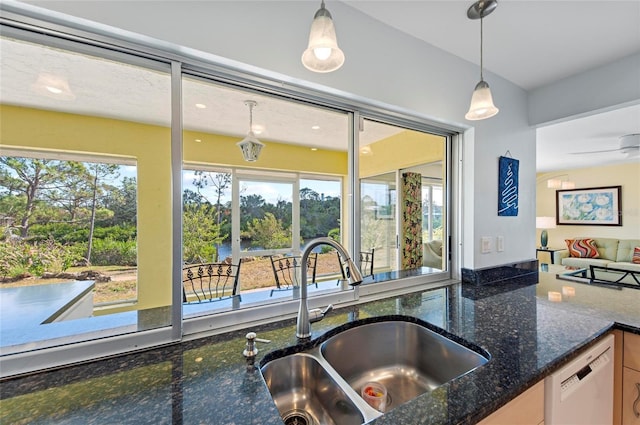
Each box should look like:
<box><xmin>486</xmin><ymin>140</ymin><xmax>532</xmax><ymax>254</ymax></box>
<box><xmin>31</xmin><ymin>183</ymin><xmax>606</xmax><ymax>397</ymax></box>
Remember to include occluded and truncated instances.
<box><xmin>556</xmin><ymin>185</ymin><xmax>622</xmax><ymax>226</ymax></box>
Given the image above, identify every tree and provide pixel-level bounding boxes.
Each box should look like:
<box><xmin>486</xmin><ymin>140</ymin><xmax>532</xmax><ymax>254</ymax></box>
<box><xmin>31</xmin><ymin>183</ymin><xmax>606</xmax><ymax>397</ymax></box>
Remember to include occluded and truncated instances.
<box><xmin>183</xmin><ymin>204</ymin><xmax>224</xmax><ymax>263</ymax></box>
<box><xmin>103</xmin><ymin>176</ymin><xmax>137</xmax><ymax>226</ymax></box>
<box><xmin>42</xmin><ymin>161</ymin><xmax>91</xmax><ymax>222</ymax></box>
<box><xmin>240</xmin><ymin>194</ymin><xmax>266</xmax><ymax>232</ymax></box>
<box><xmin>84</xmin><ymin>163</ymin><xmax>119</xmax><ymax>264</ymax></box>
<box><xmin>192</xmin><ymin>171</ymin><xmax>231</xmax><ymax>261</ymax></box>
<box><xmin>245</xmin><ymin>212</ymin><xmax>291</xmax><ymax>249</ymax></box>
<box><xmin>0</xmin><ymin>157</ymin><xmax>67</xmax><ymax>237</ymax></box>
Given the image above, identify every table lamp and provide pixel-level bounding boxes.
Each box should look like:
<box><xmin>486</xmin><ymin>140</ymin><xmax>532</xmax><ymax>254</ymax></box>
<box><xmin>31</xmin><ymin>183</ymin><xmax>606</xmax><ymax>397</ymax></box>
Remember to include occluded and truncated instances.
<box><xmin>536</xmin><ymin>216</ymin><xmax>557</xmax><ymax>249</ymax></box>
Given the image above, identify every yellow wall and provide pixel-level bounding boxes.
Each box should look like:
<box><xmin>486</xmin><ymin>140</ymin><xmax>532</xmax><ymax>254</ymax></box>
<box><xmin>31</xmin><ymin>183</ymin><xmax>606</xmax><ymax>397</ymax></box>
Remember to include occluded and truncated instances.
<box><xmin>536</xmin><ymin>162</ymin><xmax>640</xmax><ymax>249</ymax></box>
<box><xmin>184</xmin><ymin>131</ymin><xmax>347</xmax><ymax>175</ymax></box>
<box><xmin>1</xmin><ymin>105</ymin><xmax>348</xmax><ymax>312</ymax></box>
<box><xmin>359</xmin><ymin>130</ymin><xmax>444</xmax><ymax>178</ymax></box>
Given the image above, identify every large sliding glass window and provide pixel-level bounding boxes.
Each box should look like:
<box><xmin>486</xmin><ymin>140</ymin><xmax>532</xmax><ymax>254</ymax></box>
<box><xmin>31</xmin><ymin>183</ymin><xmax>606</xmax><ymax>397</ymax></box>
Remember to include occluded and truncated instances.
<box><xmin>0</xmin><ymin>13</ymin><xmax>455</xmax><ymax>376</ymax></box>
<box><xmin>0</xmin><ymin>35</ymin><xmax>172</xmax><ymax>359</ymax></box>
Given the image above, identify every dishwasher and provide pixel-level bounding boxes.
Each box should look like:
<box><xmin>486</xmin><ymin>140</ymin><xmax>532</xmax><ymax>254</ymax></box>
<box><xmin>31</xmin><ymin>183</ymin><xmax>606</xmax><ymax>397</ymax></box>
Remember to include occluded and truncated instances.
<box><xmin>545</xmin><ymin>333</ymin><xmax>614</xmax><ymax>425</ymax></box>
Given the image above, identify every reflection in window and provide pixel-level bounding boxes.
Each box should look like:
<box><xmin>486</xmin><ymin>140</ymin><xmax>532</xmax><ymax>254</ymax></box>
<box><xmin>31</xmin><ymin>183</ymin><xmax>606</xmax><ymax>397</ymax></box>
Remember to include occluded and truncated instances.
<box><xmin>361</xmin><ymin>174</ymin><xmax>397</xmax><ymax>271</ymax></box>
<box><xmin>360</xmin><ymin>119</ymin><xmax>447</xmax><ymax>274</ymax></box>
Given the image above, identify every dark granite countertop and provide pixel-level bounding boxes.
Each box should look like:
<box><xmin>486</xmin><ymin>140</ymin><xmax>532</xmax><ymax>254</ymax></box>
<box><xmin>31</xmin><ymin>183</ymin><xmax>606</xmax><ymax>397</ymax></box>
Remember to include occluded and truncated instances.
<box><xmin>1</xmin><ymin>276</ymin><xmax>639</xmax><ymax>425</ymax></box>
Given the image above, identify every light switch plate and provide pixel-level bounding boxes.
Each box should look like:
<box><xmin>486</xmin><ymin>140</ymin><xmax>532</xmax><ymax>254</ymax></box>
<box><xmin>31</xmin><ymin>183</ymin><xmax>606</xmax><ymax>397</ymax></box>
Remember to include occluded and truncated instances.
<box><xmin>481</xmin><ymin>237</ymin><xmax>492</xmax><ymax>254</ymax></box>
<box><xmin>497</xmin><ymin>236</ymin><xmax>504</xmax><ymax>252</ymax></box>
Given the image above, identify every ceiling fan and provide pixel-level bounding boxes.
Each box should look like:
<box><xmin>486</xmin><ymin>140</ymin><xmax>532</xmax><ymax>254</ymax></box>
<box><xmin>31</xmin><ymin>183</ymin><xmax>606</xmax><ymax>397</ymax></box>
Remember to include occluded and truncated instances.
<box><xmin>570</xmin><ymin>133</ymin><xmax>640</xmax><ymax>157</ymax></box>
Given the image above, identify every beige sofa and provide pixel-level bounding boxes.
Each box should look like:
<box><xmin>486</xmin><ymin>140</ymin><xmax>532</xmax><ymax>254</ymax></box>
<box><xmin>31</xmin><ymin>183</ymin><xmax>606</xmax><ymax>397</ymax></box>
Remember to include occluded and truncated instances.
<box><xmin>554</xmin><ymin>237</ymin><xmax>640</xmax><ymax>284</ymax></box>
<box><xmin>423</xmin><ymin>240</ymin><xmax>443</xmax><ymax>269</ymax></box>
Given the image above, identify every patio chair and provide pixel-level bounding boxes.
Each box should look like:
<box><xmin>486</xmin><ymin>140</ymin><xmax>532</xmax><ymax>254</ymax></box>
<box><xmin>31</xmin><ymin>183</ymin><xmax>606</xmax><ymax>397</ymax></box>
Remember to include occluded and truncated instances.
<box><xmin>182</xmin><ymin>262</ymin><xmax>241</xmax><ymax>303</ymax></box>
<box><xmin>360</xmin><ymin>248</ymin><xmax>375</xmax><ymax>277</ymax></box>
<box><xmin>269</xmin><ymin>253</ymin><xmax>318</xmax><ymax>296</ymax></box>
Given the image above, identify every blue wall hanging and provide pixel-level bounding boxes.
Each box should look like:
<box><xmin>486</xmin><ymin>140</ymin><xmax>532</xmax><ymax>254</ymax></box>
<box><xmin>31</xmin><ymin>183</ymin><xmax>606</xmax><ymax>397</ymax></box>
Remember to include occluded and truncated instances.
<box><xmin>498</xmin><ymin>154</ymin><xmax>519</xmax><ymax>216</ymax></box>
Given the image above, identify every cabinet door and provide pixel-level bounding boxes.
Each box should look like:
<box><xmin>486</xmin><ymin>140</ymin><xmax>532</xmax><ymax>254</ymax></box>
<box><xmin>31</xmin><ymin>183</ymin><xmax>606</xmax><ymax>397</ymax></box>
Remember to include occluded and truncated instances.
<box><xmin>478</xmin><ymin>381</ymin><xmax>544</xmax><ymax>425</ymax></box>
<box><xmin>623</xmin><ymin>367</ymin><xmax>640</xmax><ymax>425</ymax></box>
<box><xmin>625</xmin><ymin>332</ymin><xmax>640</xmax><ymax>371</ymax></box>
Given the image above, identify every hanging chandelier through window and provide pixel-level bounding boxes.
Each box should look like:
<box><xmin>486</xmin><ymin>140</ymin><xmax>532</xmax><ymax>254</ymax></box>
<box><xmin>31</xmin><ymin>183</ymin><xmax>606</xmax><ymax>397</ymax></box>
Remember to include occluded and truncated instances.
<box><xmin>237</xmin><ymin>100</ymin><xmax>264</xmax><ymax>162</ymax></box>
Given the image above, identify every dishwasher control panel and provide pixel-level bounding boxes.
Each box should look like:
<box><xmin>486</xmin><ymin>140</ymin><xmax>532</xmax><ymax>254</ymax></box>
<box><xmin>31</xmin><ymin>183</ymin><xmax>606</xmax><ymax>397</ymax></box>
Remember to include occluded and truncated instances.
<box><xmin>545</xmin><ymin>334</ymin><xmax>614</xmax><ymax>425</ymax></box>
<box><xmin>559</xmin><ymin>349</ymin><xmax>610</xmax><ymax>400</ymax></box>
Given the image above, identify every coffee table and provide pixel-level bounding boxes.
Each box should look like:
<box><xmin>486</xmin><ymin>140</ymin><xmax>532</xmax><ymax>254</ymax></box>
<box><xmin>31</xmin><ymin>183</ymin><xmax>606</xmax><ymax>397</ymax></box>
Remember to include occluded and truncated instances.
<box><xmin>555</xmin><ymin>267</ymin><xmax>588</xmax><ymax>281</ymax></box>
<box><xmin>589</xmin><ymin>265</ymin><xmax>640</xmax><ymax>289</ymax></box>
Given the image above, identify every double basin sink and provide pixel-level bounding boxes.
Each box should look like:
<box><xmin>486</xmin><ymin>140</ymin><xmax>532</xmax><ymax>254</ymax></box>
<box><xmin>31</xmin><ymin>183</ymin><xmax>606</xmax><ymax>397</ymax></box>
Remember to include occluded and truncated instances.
<box><xmin>259</xmin><ymin>316</ymin><xmax>489</xmax><ymax>425</ymax></box>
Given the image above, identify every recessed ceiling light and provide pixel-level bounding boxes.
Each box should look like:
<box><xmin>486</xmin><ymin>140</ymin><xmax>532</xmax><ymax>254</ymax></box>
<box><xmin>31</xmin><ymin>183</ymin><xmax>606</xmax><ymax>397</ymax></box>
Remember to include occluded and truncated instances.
<box><xmin>31</xmin><ymin>73</ymin><xmax>75</xmax><ymax>101</ymax></box>
<box><xmin>252</xmin><ymin>124</ymin><xmax>265</xmax><ymax>135</ymax></box>
<box><xmin>195</xmin><ymin>103</ymin><xmax>207</xmax><ymax>109</ymax></box>
<box><xmin>195</xmin><ymin>139</ymin><xmax>202</xmax><ymax>143</ymax></box>
<box><xmin>311</xmin><ymin>125</ymin><xmax>320</xmax><ymax>130</ymax></box>
<box><xmin>311</xmin><ymin>148</ymin><xmax>318</xmax><ymax>151</ymax></box>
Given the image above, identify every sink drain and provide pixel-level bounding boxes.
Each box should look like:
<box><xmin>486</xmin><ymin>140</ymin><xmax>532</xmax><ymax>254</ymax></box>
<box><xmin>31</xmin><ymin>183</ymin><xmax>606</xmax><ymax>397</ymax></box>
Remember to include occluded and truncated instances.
<box><xmin>282</xmin><ymin>409</ymin><xmax>315</xmax><ymax>425</ymax></box>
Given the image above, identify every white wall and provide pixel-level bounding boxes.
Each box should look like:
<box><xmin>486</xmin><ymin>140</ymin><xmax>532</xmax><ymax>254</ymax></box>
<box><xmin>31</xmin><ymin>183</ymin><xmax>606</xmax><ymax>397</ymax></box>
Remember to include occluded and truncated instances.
<box><xmin>13</xmin><ymin>0</ymin><xmax>537</xmax><ymax>270</ymax></box>
<box><xmin>528</xmin><ymin>52</ymin><xmax>640</xmax><ymax>126</ymax></box>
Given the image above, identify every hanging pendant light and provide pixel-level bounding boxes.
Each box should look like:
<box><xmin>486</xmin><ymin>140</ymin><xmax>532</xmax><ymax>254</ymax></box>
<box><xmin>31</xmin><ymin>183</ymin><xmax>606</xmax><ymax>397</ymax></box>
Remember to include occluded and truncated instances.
<box><xmin>237</xmin><ymin>100</ymin><xmax>264</xmax><ymax>162</ymax></box>
<box><xmin>465</xmin><ymin>0</ymin><xmax>499</xmax><ymax>121</ymax></box>
<box><xmin>302</xmin><ymin>0</ymin><xmax>345</xmax><ymax>73</ymax></box>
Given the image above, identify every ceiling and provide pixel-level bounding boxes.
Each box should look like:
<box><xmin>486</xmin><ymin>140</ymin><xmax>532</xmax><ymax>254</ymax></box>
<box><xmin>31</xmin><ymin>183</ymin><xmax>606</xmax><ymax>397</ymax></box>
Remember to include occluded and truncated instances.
<box><xmin>3</xmin><ymin>1</ymin><xmax>640</xmax><ymax>171</ymax></box>
<box><xmin>345</xmin><ymin>1</ymin><xmax>640</xmax><ymax>92</ymax></box>
<box><xmin>0</xmin><ymin>36</ymin><xmax>406</xmax><ymax>152</ymax></box>
<box><xmin>345</xmin><ymin>1</ymin><xmax>640</xmax><ymax>172</ymax></box>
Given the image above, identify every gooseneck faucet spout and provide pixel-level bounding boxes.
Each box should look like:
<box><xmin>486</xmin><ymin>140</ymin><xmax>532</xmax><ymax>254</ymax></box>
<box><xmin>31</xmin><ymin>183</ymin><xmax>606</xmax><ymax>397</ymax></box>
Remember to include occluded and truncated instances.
<box><xmin>297</xmin><ymin>237</ymin><xmax>363</xmax><ymax>340</ymax></box>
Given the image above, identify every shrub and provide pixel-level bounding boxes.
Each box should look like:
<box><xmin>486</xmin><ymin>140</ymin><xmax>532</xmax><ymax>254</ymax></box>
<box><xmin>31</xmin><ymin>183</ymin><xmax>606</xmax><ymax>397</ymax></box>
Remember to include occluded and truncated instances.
<box><xmin>29</xmin><ymin>223</ymin><xmax>136</xmax><ymax>244</ymax></box>
<box><xmin>0</xmin><ymin>238</ymin><xmax>82</xmax><ymax>278</ymax></box>
<box><xmin>90</xmin><ymin>238</ymin><xmax>137</xmax><ymax>266</ymax></box>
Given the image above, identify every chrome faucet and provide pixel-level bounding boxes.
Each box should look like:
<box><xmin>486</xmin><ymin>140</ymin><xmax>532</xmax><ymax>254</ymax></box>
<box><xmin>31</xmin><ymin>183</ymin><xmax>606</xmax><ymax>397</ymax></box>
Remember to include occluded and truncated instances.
<box><xmin>296</xmin><ymin>237</ymin><xmax>363</xmax><ymax>340</ymax></box>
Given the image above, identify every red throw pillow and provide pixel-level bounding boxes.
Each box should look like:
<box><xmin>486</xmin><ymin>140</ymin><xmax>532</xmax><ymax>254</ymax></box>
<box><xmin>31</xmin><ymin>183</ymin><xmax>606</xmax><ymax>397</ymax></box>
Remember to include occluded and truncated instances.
<box><xmin>565</xmin><ymin>239</ymin><xmax>600</xmax><ymax>258</ymax></box>
<box><xmin>633</xmin><ymin>247</ymin><xmax>640</xmax><ymax>264</ymax></box>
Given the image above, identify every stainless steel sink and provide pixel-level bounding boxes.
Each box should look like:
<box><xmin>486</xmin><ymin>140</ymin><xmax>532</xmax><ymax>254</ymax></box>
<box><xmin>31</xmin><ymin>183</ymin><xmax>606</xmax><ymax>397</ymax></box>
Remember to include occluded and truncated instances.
<box><xmin>260</xmin><ymin>317</ymin><xmax>489</xmax><ymax>425</ymax></box>
<box><xmin>261</xmin><ymin>353</ymin><xmax>364</xmax><ymax>425</ymax></box>
<box><xmin>320</xmin><ymin>320</ymin><xmax>489</xmax><ymax>411</ymax></box>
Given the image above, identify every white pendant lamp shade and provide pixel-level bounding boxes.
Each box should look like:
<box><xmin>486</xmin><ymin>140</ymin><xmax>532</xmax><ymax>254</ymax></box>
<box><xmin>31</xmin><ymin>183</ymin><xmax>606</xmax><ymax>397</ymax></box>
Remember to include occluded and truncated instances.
<box><xmin>237</xmin><ymin>100</ymin><xmax>264</xmax><ymax>162</ymax></box>
<box><xmin>302</xmin><ymin>1</ymin><xmax>345</xmax><ymax>73</ymax></box>
<box><xmin>465</xmin><ymin>80</ymin><xmax>499</xmax><ymax>120</ymax></box>
<box><xmin>465</xmin><ymin>0</ymin><xmax>499</xmax><ymax>121</ymax></box>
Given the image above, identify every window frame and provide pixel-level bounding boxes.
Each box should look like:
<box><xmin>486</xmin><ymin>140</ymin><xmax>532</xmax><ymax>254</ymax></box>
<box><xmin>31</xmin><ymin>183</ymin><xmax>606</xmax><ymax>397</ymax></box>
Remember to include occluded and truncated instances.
<box><xmin>0</xmin><ymin>5</ymin><xmax>463</xmax><ymax>377</ymax></box>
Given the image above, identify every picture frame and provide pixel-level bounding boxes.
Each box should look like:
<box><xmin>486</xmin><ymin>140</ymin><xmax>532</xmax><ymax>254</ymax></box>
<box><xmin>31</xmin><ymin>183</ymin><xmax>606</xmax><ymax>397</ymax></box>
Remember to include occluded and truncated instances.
<box><xmin>556</xmin><ymin>185</ymin><xmax>622</xmax><ymax>226</ymax></box>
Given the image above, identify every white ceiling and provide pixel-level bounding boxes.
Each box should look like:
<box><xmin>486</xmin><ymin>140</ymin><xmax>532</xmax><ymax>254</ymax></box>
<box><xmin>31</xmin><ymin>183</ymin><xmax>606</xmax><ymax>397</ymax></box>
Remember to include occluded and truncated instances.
<box><xmin>0</xmin><ymin>37</ymin><xmax>403</xmax><ymax>151</ymax></box>
<box><xmin>3</xmin><ymin>1</ymin><xmax>640</xmax><ymax>171</ymax></box>
<box><xmin>346</xmin><ymin>1</ymin><xmax>640</xmax><ymax>92</ymax></box>
<box><xmin>345</xmin><ymin>1</ymin><xmax>640</xmax><ymax>172</ymax></box>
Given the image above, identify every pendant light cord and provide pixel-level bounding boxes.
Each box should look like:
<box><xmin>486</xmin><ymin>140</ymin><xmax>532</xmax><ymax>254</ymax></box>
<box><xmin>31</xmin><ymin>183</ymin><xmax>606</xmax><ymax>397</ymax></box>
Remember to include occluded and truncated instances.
<box><xmin>480</xmin><ymin>15</ymin><xmax>484</xmax><ymax>81</ymax></box>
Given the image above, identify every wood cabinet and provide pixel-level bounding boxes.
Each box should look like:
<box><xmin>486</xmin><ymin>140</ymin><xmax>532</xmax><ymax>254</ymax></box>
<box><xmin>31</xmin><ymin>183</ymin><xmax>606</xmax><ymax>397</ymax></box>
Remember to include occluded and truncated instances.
<box><xmin>478</xmin><ymin>380</ymin><xmax>544</xmax><ymax>425</ymax></box>
<box><xmin>623</xmin><ymin>332</ymin><xmax>640</xmax><ymax>425</ymax></box>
